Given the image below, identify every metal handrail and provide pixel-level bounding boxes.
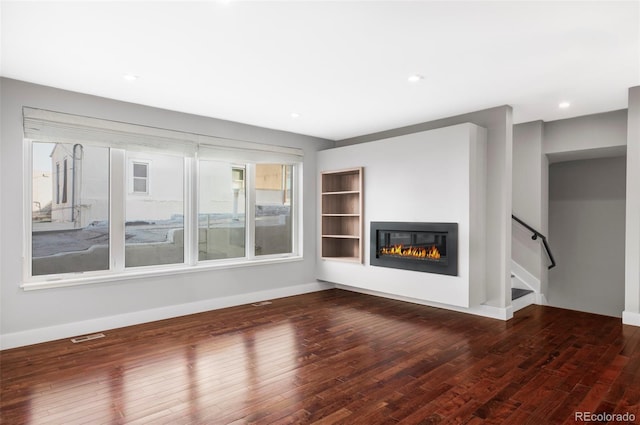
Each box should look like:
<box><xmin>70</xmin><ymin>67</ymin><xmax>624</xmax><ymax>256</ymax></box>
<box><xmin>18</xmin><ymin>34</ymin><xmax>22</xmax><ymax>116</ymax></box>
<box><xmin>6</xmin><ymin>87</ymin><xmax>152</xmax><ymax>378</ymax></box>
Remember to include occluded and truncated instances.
<box><xmin>512</xmin><ymin>214</ymin><xmax>556</xmax><ymax>270</ymax></box>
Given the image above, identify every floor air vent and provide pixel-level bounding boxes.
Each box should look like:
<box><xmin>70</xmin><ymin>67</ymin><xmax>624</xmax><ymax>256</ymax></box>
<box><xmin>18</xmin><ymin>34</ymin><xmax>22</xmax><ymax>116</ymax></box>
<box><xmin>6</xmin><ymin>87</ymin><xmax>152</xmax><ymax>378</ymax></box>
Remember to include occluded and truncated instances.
<box><xmin>71</xmin><ymin>333</ymin><xmax>106</xmax><ymax>343</ymax></box>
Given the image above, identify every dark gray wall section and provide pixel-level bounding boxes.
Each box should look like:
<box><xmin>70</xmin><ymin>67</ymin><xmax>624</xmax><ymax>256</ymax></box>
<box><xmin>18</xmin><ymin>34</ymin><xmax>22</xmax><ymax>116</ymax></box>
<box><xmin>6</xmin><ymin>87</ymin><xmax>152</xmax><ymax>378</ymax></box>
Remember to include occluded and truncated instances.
<box><xmin>549</xmin><ymin>156</ymin><xmax>626</xmax><ymax>317</ymax></box>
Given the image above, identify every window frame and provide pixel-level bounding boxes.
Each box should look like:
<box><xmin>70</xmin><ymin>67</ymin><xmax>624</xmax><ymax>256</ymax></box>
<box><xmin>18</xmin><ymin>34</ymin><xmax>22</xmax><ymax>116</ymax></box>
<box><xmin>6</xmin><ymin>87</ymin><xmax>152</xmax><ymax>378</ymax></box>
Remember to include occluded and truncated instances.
<box><xmin>195</xmin><ymin>160</ymin><xmax>301</xmax><ymax>265</ymax></box>
<box><xmin>62</xmin><ymin>157</ymin><xmax>68</xmax><ymax>203</ymax></box>
<box><xmin>55</xmin><ymin>161</ymin><xmax>60</xmax><ymax>204</ymax></box>
<box><xmin>130</xmin><ymin>159</ymin><xmax>150</xmax><ymax>195</ymax></box>
<box><xmin>23</xmin><ymin>139</ymin><xmax>303</xmax><ymax>289</ymax></box>
<box><xmin>253</xmin><ymin>163</ymin><xmax>296</xmax><ymax>258</ymax></box>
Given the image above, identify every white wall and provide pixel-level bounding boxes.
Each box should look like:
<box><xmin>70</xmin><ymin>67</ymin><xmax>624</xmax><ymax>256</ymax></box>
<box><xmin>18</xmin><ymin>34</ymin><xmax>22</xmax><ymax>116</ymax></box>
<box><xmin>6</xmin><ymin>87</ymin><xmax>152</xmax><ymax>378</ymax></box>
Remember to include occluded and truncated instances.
<box><xmin>625</xmin><ymin>86</ymin><xmax>640</xmax><ymax>326</ymax></box>
<box><xmin>0</xmin><ymin>78</ymin><xmax>334</xmax><ymax>348</ymax></box>
<box><xmin>199</xmin><ymin>160</ymin><xmax>243</xmax><ymax>215</ymax></box>
<box><xmin>125</xmin><ymin>152</ymin><xmax>183</xmax><ymax>221</ymax></box>
<box><xmin>32</xmin><ymin>172</ymin><xmax>51</xmax><ymax>212</ymax></box>
<box><xmin>338</xmin><ymin>106</ymin><xmax>513</xmax><ymax>310</ymax></box>
<box><xmin>317</xmin><ymin>124</ymin><xmax>487</xmax><ymax>310</ymax></box>
<box><xmin>548</xmin><ymin>156</ymin><xmax>626</xmax><ymax>317</ymax></box>
<box><xmin>79</xmin><ymin>145</ymin><xmax>110</xmax><ymax>226</ymax></box>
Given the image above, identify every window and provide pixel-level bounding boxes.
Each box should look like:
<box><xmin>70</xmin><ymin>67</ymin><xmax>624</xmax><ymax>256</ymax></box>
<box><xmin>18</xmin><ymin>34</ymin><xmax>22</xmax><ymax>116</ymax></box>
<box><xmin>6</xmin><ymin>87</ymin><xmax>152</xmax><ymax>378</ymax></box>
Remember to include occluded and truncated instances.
<box><xmin>197</xmin><ymin>162</ymin><xmax>297</xmax><ymax>261</ymax></box>
<box><xmin>198</xmin><ymin>161</ymin><xmax>246</xmax><ymax>260</ymax></box>
<box><xmin>24</xmin><ymin>107</ymin><xmax>303</xmax><ymax>286</ymax></box>
<box><xmin>125</xmin><ymin>154</ymin><xmax>184</xmax><ymax>268</ymax></box>
<box><xmin>232</xmin><ymin>167</ymin><xmax>244</xmax><ymax>190</ymax></box>
<box><xmin>255</xmin><ymin>164</ymin><xmax>293</xmax><ymax>256</ymax></box>
<box><xmin>32</xmin><ymin>142</ymin><xmax>110</xmax><ymax>276</ymax></box>
<box><xmin>131</xmin><ymin>161</ymin><xmax>149</xmax><ymax>194</ymax></box>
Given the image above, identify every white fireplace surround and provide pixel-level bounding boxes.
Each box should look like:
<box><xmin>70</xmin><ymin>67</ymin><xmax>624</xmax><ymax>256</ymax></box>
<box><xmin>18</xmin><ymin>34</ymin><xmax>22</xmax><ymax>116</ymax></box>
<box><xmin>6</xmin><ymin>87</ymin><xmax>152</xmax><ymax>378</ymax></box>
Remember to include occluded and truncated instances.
<box><xmin>317</xmin><ymin>123</ymin><xmax>488</xmax><ymax>312</ymax></box>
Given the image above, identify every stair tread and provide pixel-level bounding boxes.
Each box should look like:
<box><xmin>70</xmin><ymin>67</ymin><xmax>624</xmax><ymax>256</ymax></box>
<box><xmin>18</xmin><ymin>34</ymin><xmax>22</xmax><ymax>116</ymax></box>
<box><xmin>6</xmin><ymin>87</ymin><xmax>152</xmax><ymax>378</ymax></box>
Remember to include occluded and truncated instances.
<box><xmin>512</xmin><ymin>287</ymin><xmax>533</xmax><ymax>301</ymax></box>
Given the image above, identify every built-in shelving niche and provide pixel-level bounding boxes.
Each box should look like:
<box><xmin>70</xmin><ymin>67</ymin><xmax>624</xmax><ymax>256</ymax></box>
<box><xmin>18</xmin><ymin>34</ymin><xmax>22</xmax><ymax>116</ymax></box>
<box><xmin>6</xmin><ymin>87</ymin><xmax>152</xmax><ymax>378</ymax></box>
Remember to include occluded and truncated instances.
<box><xmin>320</xmin><ymin>167</ymin><xmax>363</xmax><ymax>262</ymax></box>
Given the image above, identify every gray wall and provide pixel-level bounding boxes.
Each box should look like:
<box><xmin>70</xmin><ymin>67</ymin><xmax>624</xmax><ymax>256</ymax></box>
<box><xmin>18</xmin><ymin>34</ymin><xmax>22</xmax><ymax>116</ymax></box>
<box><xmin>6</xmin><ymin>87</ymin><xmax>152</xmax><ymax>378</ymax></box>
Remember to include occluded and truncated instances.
<box><xmin>626</xmin><ymin>86</ymin><xmax>640</xmax><ymax>320</ymax></box>
<box><xmin>0</xmin><ymin>78</ymin><xmax>334</xmax><ymax>343</ymax></box>
<box><xmin>512</xmin><ymin>110</ymin><xmax>628</xmax><ymax>302</ymax></box>
<box><xmin>544</xmin><ymin>110</ymin><xmax>627</xmax><ymax>163</ymax></box>
<box><xmin>548</xmin><ymin>156</ymin><xmax>626</xmax><ymax>317</ymax></box>
<box><xmin>512</xmin><ymin>122</ymin><xmax>546</xmax><ymax>287</ymax></box>
<box><xmin>338</xmin><ymin>106</ymin><xmax>513</xmax><ymax>309</ymax></box>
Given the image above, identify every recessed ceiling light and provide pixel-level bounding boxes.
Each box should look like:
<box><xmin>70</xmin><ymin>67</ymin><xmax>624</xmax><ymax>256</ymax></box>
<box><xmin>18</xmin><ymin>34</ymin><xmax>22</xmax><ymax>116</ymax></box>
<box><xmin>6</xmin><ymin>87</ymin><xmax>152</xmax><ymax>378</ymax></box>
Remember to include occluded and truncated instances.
<box><xmin>123</xmin><ymin>74</ymin><xmax>139</xmax><ymax>82</ymax></box>
<box><xmin>290</xmin><ymin>112</ymin><xmax>301</xmax><ymax>119</ymax></box>
<box><xmin>408</xmin><ymin>74</ymin><xmax>424</xmax><ymax>83</ymax></box>
<box><xmin>558</xmin><ymin>101</ymin><xmax>571</xmax><ymax>109</ymax></box>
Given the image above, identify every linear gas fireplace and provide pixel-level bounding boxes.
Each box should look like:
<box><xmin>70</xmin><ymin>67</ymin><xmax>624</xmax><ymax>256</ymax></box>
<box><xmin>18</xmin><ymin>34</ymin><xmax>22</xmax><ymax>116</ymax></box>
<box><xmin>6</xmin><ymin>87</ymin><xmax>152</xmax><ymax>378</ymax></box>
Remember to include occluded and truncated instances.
<box><xmin>370</xmin><ymin>222</ymin><xmax>458</xmax><ymax>276</ymax></box>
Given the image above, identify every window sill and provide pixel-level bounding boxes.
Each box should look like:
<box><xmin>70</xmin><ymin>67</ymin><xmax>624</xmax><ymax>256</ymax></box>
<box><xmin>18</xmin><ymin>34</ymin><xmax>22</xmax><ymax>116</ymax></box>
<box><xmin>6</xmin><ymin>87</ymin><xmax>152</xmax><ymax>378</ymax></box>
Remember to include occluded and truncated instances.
<box><xmin>21</xmin><ymin>255</ymin><xmax>304</xmax><ymax>291</ymax></box>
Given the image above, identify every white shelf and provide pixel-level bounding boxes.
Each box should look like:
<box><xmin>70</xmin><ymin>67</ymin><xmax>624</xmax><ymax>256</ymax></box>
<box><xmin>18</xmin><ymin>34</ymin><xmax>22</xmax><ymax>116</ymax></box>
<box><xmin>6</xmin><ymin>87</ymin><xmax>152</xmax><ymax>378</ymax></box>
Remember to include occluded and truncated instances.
<box><xmin>322</xmin><ymin>190</ymin><xmax>360</xmax><ymax>195</ymax></box>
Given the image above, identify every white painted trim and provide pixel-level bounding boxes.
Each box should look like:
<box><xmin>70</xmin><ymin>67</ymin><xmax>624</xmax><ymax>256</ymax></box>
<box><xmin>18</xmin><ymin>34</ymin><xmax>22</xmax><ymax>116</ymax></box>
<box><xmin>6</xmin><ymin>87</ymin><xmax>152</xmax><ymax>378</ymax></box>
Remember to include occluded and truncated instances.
<box><xmin>535</xmin><ymin>293</ymin><xmax>548</xmax><ymax>305</ymax></box>
<box><xmin>476</xmin><ymin>303</ymin><xmax>514</xmax><ymax>321</ymax></box>
<box><xmin>0</xmin><ymin>281</ymin><xmax>333</xmax><ymax>350</ymax></box>
<box><xmin>512</xmin><ymin>292</ymin><xmax>536</xmax><ymax>313</ymax></box>
<box><xmin>335</xmin><ymin>284</ymin><xmax>513</xmax><ymax>321</ymax></box>
<box><xmin>23</xmin><ymin>107</ymin><xmax>304</xmax><ymax>159</ymax></box>
<box><xmin>511</xmin><ymin>259</ymin><xmax>540</xmax><ymax>293</ymax></box>
<box><xmin>622</xmin><ymin>311</ymin><xmax>640</xmax><ymax>327</ymax></box>
<box><xmin>22</xmin><ymin>255</ymin><xmax>305</xmax><ymax>291</ymax></box>
<box><xmin>510</xmin><ymin>274</ymin><xmax>527</xmax><ymax>290</ymax></box>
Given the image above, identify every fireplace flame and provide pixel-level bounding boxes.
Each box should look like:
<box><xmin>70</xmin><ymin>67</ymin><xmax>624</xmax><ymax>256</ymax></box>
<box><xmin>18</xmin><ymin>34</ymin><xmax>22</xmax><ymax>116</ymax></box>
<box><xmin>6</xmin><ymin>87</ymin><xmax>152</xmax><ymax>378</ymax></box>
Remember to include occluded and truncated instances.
<box><xmin>380</xmin><ymin>244</ymin><xmax>441</xmax><ymax>259</ymax></box>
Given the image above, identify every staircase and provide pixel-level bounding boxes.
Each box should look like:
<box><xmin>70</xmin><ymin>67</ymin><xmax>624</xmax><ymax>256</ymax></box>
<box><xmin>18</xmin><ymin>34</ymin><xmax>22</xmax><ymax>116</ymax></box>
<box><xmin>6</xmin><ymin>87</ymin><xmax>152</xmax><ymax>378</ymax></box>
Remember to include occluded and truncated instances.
<box><xmin>510</xmin><ymin>215</ymin><xmax>555</xmax><ymax>312</ymax></box>
<box><xmin>512</xmin><ymin>287</ymin><xmax>533</xmax><ymax>300</ymax></box>
<box><xmin>511</xmin><ymin>273</ymin><xmax>536</xmax><ymax>312</ymax></box>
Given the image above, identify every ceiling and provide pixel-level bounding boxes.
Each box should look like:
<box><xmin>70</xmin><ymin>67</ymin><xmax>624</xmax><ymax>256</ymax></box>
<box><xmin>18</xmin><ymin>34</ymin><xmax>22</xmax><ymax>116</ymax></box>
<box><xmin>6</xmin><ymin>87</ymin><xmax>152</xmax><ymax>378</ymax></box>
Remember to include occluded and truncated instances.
<box><xmin>1</xmin><ymin>1</ymin><xmax>638</xmax><ymax>141</ymax></box>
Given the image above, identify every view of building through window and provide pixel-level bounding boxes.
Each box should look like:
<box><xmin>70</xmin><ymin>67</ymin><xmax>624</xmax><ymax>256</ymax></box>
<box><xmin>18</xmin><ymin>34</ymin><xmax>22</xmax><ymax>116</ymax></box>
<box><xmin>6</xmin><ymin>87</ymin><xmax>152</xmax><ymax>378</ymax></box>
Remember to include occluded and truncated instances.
<box><xmin>198</xmin><ymin>160</ymin><xmax>246</xmax><ymax>260</ymax></box>
<box><xmin>255</xmin><ymin>164</ymin><xmax>293</xmax><ymax>256</ymax></box>
<box><xmin>125</xmin><ymin>154</ymin><xmax>184</xmax><ymax>268</ymax></box>
<box><xmin>31</xmin><ymin>141</ymin><xmax>299</xmax><ymax>279</ymax></box>
<box><xmin>32</xmin><ymin>142</ymin><xmax>110</xmax><ymax>276</ymax></box>
<box><xmin>131</xmin><ymin>161</ymin><xmax>149</xmax><ymax>194</ymax></box>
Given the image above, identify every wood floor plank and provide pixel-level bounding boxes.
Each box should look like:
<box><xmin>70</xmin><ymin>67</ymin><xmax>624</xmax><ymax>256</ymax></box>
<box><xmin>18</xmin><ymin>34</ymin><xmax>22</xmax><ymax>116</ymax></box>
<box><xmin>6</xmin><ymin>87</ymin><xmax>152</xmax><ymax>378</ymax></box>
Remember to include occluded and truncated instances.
<box><xmin>2</xmin><ymin>289</ymin><xmax>639</xmax><ymax>424</ymax></box>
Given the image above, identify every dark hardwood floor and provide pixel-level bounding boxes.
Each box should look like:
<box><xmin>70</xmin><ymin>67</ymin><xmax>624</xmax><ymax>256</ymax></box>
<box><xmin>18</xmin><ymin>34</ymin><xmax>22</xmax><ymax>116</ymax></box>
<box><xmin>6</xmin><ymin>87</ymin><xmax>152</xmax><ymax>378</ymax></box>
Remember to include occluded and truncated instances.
<box><xmin>1</xmin><ymin>289</ymin><xmax>639</xmax><ymax>424</ymax></box>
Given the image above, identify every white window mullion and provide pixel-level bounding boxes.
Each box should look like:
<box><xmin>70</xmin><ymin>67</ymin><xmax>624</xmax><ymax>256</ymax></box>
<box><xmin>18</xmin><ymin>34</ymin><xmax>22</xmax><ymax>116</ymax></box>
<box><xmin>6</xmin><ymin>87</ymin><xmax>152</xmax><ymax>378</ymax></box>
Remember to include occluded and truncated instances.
<box><xmin>110</xmin><ymin>149</ymin><xmax>126</xmax><ymax>272</ymax></box>
<box><xmin>293</xmin><ymin>163</ymin><xmax>303</xmax><ymax>257</ymax></box>
<box><xmin>246</xmin><ymin>163</ymin><xmax>256</xmax><ymax>260</ymax></box>
<box><xmin>24</xmin><ymin>140</ymin><xmax>34</xmax><ymax>280</ymax></box>
<box><xmin>185</xmin><ymin>157</ymin><xmax>198</xmax><ymax>265</ymax></box>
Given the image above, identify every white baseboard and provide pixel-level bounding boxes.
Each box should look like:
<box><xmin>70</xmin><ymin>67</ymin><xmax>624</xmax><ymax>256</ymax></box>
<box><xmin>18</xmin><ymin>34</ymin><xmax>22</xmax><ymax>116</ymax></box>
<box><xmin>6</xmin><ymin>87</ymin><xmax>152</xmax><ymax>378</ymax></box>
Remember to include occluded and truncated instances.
<box><xmin>0</xmin><ymin>281</ymin><xmax>333</xmax><ymax>350</ymax></box>
<box><xmin>535</xmin><ymin>293</ymin><xmax>548</xmax><ymax>306</ymax></box>
<box><xmin>475</xmin><ymin>303</ymin><xmax>513</xmax><ymax>320</ymax></box>
<box><xmin>622</xmin><ymin>310</ymin><xmax>640</xmax><ymax>327</ymax></box>
<box><xmin>512</xmin><ymin>292</ymin><xmax>536</xmax><ymax>313</ymax></box>
<box><xmin>335</xmin><ymin>284</ymin><xmax>513</xmax><ymax>321</ymax></box>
